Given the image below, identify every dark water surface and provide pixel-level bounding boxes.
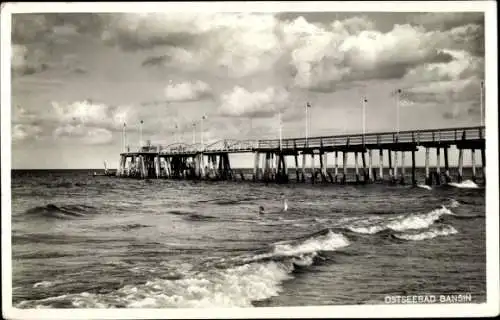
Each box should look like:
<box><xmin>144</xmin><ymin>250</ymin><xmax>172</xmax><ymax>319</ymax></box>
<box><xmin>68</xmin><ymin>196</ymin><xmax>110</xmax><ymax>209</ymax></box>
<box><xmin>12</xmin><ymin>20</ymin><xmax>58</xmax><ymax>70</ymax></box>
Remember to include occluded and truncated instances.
<box><xmin>11</xmin><ymin>169</ymin><xmax>486</xmax><ymax>308</ymax></box>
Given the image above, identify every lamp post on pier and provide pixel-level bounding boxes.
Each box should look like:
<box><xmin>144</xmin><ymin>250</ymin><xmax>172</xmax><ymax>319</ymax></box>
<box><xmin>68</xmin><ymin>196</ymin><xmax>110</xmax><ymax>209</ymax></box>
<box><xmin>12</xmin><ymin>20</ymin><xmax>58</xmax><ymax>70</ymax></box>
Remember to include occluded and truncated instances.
<box><xmin>139</xmin><ymin>120</ymin><xmax>143</xmax><ymax>148</ymax></box>
<box><xmin>305</xmin><ymin>102</ymin><xmax>311</xmax><ymax>147</ymax></box>
<box><xmin>192</xmin><ymin>122</ymin><xmax>196</xmax><ymax>144</ymax></box>
<box><xmin>122</xmin><ymin>122</ymin><xmax>127</xmax><ymax>152</ymax></box>
<box><xmin>278</xmin><ymin>110</ymin><xmax>283</xmax><ymax>151</ymax></box>
<box><xmin>201</xmin><ymin>115</ymin><xmax>207</xmax><ymax>149</ymax></box>
<box><xmin>480</xmin><ymin>80</ymin><xmax>484</xmax><ymax>127</ymax></box>
<box><xmin>396</xmin><ymin>89</ymin><xmax>401</xmax><ymax>140</ymax></box>
<box><xmin>362</xmin><ymin>97</ymin><xmax>367</xmax><ymax>144</ymax></box>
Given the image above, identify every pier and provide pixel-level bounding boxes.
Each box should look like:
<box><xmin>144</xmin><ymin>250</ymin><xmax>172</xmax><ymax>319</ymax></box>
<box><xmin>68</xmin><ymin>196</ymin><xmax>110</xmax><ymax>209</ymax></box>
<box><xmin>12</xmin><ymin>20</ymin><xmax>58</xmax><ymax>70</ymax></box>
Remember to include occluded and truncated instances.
<box><xmin>116</xmin><ymin>126</ymin><xmax>485</xmax><ymax>186</ymax></box>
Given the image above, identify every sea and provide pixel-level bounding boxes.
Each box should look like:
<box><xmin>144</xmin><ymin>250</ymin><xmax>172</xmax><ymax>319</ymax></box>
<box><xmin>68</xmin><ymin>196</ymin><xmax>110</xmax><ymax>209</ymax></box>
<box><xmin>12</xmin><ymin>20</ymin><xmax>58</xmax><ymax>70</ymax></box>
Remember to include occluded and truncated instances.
<box><xmin>10</xmin><ymin>168</ymin><xmax>486</xmax><ymax>308</ymax></box>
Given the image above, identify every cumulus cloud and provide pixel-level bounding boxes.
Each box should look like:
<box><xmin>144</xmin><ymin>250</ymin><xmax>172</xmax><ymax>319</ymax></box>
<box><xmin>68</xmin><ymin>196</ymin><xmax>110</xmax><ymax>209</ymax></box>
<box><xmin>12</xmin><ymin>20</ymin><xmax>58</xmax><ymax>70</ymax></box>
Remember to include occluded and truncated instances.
<box><xmin>11</xmin><ymin>13</ymin><xmax>94</xmax><ymax>77</ymax></box>
<box><xmin>51</xmin><ymin>100</ymin><xmax>136</xmax><ymax>130</ymax></box>
<box><xmin>410</xmin><ymin>12</ymin><xmax>483</xmax><ymax>31</ymax></box>
<box><xmin>100</xmin><ymin>12</ymin><xmax>485</xmax><ymax>91</ymax></box>
<box><xmin>45</xmin><ymin>100</ymin><xmax>140</xmax><ymax>145</ymax></box>
<box><xmin>53</xmin><ymin>124</ymin><xmax>113</xmax><ymax>145</ymax></box>
<box><xmin>11</xmin><ymin>44</ymin><xmax>49</xmax><ymax>76</ymax></box>
<box><xmin>12</xmin><ymin>124</ymin><xmax>42</xmax><ymax>142</ymax></box>
<box><xmin>164</xmin><ymin>80</ymin><xmax>212</xmax><ymax>102</ymax></box>
<box><xmin>218</xmin><ymin>86</ymin><xmax>289</xmax><ymax>118</ymax></box>
<box><xmin>404</xmin><ymin>49</ymin><xmax>484</xmax><ymax>82</ymax></box>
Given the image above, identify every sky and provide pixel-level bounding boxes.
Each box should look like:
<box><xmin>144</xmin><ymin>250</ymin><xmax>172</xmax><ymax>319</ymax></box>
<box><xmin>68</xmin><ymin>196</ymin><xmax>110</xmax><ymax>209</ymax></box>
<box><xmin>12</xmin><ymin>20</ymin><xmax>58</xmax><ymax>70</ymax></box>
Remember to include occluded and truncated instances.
<box><xmin>8</xmin><ymin>8</ymin><xmax>487</xmax><ymax>169</ymax></box>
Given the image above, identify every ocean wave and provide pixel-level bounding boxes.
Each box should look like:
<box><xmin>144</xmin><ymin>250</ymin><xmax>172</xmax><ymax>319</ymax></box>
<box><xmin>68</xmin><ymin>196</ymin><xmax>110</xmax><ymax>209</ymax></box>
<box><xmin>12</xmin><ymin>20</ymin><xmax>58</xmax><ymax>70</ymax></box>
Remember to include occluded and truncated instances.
<box><xmin>24</xmin><ymin>204</ymin><xmax>97</xmax><ymax>219</ymax></box>
<box><xmin>449</xmin><ymin>199</ymin><xmax>461</xmax><ymax>208</ymax></box>
<box><xmin>347</xmin><ymin>206</ymin><xmax>455</xmax><ymax>234</ymax></box>
<box><xmin>33</xmin><ymin>281</ymin><xmax>57</xmax><ymax>289</ymax></box>
<box><xmin>184</xmin><ymin>214</ymin><xmax>218</xmax><ymax>221</ymax></box>
<box><xmin>394</xmin><ymin>225</ymin><xmax>458</xmax><ymax>241</ymax></box>
<box><xmin>448</xmin><ymin>180</ymin><xmax>480</xmax><ymax>189</ymax></box>
<box><xmin>16</xmin><ymin>231</ymin><xmax>349</xmax><ymax>308</ymax></box>
<box><xmin>417</xmin><ymin>184</ymin><xmax>432</xmax><ymax>190</ymax></box>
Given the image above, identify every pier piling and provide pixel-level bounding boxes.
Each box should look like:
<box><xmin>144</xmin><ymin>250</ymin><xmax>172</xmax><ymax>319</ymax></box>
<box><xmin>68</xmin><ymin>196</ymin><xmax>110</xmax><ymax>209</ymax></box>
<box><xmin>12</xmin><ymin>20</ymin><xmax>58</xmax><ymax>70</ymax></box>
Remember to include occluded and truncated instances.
<box><xmin>379</xmin><ymin>149</ymin><xmax>383</xmax><ymax>182</ymax></box>
<box><xmin>334</xmin><ymin>151</ymin><xmax>339</xmax><ymax>183</ymax></box>
<box><xmin>342</xmin><ymin>151</ymin><xmax>347</xmax><ymax>184</ymax></box>
<box><xmin>400</xmin><ymin>151</ymin><xmax>405</xmax><ymax>184</ymax></box>
<box><xmin>425</xmin><ymin>147</ymin><xmax>430</xmax><ymax>185</ymax></box>
<box><xmin>471</xmin><ymin>149</ymin><xmax>477</xmax><ymax>182</ymax></box>
<box><xmin>411</xmin><ymin>149</ymin><xmax>416</xmax><ymax>186</ymax></box>
<box><xmin>388</xmin><ymin>150</ymin><xmax>393</xmax><ymax>183</ymax></box>
<box><xmin>354</xmin><ymin>152</ymin><xmax>360</xmax><ymax>183</ymax></box>
<box><xmin>368</xmin><ymin>149</ymin><xmax>373</xmax><ymax>182</ymax></box>
<box><xmin>436</xmin><ymin>147</ymin><xmax>441</xmax><ymax>185</ymax></box>
<box><xmin>444</xmin><ymin>147</ymin><xmax>451</xmax><ymax>183</ymax></box>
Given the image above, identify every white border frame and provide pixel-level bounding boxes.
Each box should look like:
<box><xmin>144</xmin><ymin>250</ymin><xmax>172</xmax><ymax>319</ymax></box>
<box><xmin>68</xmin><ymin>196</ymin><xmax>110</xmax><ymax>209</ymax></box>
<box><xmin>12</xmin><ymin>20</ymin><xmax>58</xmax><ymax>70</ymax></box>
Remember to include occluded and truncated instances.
<box><xmin>1</xmin><ymin>1</ymin><xmax>498</xmax><ymax>319</ymax></box>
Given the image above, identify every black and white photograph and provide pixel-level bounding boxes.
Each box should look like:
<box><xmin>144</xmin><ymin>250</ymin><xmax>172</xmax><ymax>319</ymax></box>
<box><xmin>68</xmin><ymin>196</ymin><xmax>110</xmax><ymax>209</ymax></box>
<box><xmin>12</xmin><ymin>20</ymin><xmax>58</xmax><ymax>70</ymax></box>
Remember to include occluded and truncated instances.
<box><xmin>1</xmin><ymin>1</ymin><xmax>498</xmax><ymax>319</ymax></box>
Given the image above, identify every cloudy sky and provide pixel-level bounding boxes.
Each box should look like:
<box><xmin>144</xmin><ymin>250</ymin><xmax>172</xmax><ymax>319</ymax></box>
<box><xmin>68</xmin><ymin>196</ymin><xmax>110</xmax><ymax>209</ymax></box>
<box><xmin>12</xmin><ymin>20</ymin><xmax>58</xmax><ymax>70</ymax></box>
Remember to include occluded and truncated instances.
<box><xmin>9</xmin><ymin>7</ymin><xmax>486</xmax><ymax>169</ymax></box>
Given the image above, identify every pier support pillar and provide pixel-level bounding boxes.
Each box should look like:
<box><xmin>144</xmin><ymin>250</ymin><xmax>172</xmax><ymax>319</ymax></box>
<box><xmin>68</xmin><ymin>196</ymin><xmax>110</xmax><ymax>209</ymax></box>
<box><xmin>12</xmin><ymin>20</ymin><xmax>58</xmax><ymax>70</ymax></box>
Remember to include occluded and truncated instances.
<box><xmin>294</xmin><ymin>153</ymin><xmax>300</xmax><ymax>182</ymax></box>
<box><xmin>457</xmin><ymin>148</ymin><xmax>463</xmax><ymax>183</ymax></box>
<box><xmin>354</xmin><ymin>152</ymin><xmax>360</xmax><ymax>183</ymax></box>
<box><xmin>342</xmin><ymin>152</ymin><xmax>347</xmax><ymax>184</ymax></box>
<box><xmin>368</xmin><ymin>149</ymin><xmax>373</xmax><ymax>182</ymax></box>
<box><xmin>394</xmin><ymin>151</ymin><xmax>399</xmax><ymax>183</ymax></box>
<box><xmin>444</xmin><ymin>147</ymin><xmax>451</xmax><ymax>183</ymax></box>
<box><xmin>310</xmin><ymin>154</ymin><xmax>316</xmax><ymax>184</ymax></box>
<box><xmin>301</xmin><ymin>152</ymin><xmax>306</xmax><ymax>183</ymax></box>
<box><xmin>361</xmin><ymin>151</ymin><xmax>367</xmax><ymax>182</ymax></box>
<box><xmin>388</xmin><ymin>150</ymin><xmax>393</xmax><ymax>183</ymax></box>
<box><xmin>253</xmin><ymin>152</ymin><xmax>260</xmax><ymax>181</ymax></box>
<box><xmin>480</xmin><ymin>147</ymin><xmax>485</xmax><ymax>183</ymax></box>
<box><xmin>155</xmin><ymin>154</ymin><xmax>160</xmax><ymax>179</ymax></box>
<box><xmin>400</xmin><ymin>152</ymin><xmax>405</xmax><ymax>185</ymax></box>
<box><xmin>471</xmin><ymin>149</ymin><xmax>477</xmax><ymax>182</ymax></box>
<box><xmin>319</xmin><ymin>152</ymin><xmax>327</xmax><ymax>182</ymax></box>
<box><xmin>425</xmin><ymin>147</ymin><xmax>431</xmax><ymax>185</ymax></box>
<box><xmin>435</xmin><ymin>147</ymin><xmax>441</xmax><ymax>185</ymax></box>
<box><xmin>411</xmin><ymin>149</ymin><xmax>416</xmax><ymax>186</ymax></box>
<box><xmin>334</xmin><ymin>151</ymin><xmax>339</xmax><ymax>183</ymax></box>
<box><xmin>276</xmin><ymin>152</ymin><xmax>288</xmax><ymax>183</ymax></box>
<box><xmin>264</xmin><ymin>153</ymin><xmax>271</xmax><ymax>182</ymax></box>
<box><xmin>379</xmin><ymin>149</ymin><xmax>383</xmax><ymax>182</ymax></box>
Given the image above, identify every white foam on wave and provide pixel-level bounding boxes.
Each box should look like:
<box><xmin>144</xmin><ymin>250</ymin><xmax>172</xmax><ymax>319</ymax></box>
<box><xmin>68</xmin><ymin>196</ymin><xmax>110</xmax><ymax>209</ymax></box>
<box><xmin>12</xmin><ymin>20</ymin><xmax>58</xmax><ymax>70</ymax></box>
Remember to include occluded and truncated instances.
<box><xmin>449</xmin><ymin>199</ymin><xmax>461</xmax><ymax>208</ymax></box>
<box><xmin>386</xmin><ymin>206</ymin><xmax>454</xmax><ymax>232</ymax></box>
<box><xmin>448</xmin><ymin>180</ymin><xmax>479</xmax><ymax>189</ymax></box>
<box><xmin>33</xmin><ymin>281</ymin><xmax>56</xmax><ymax>289</ymax></box>
<box><xmin>347</xmin><ymin>206</ymin><xmax>455</xmax><ymax>234</ymax></box>
<box><xmin>17</xmin><ymin>231</ymin><xmax>349</xmax><ymax>309</ymax></box>
<box><xmin>394</xmin><ymin>225</ymin><xmax>458</xmax><ymax>241</ymax></box>
<box><xmin>417</xmin><ymin>184</ymin><xmax>432</xmax><ymax>190</ymax></box>
<box><xmin>18</xmin><ymin>260</ymin><xmax>295</xmax><ymax>308</ymax></box>
<box><xmin>272</xmin><ymin>230</ymin><xmax>350</xmax><ymax>257</ymax></box>
<box><xmin>347</xmin><ymin>225</ymin><xmax>385</xmax><ymax>234</ymax></box>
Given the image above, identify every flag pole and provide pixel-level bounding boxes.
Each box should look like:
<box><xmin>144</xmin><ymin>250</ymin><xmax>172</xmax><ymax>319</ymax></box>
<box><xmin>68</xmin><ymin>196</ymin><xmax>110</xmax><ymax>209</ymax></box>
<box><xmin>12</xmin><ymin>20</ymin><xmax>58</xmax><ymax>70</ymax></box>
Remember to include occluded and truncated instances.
<box><xmin>123</xmin><ymin>122</ymin><xmax>127</xmax><ymax>152</ymax></box>
<box><xmin>279</xmin><ymin>110</ymin><xmax>282</xmax><ymax>151</ymax></box>
<box><xmin>192</xmin><ymin>122</ymin><xmax>196</xmax><ymax>144</ymax></box>
<box><xmin>480</xmin><ymin>80</ymin><xmax>484</xmax><ymax>127</ymax></box>
<box><xmin>396</xmin><ymin>89</ymin><xmax>401</xmax><ymax>139</ymax></box>
<box><xmin>139</xmin><ymin>120</ymin><xmax>143</xmax><ymax>148</ymax></box>
<box><xmin>362</xmin><ymin>97</ymin><xmax>366</xmax><ymax>136</ymax></box>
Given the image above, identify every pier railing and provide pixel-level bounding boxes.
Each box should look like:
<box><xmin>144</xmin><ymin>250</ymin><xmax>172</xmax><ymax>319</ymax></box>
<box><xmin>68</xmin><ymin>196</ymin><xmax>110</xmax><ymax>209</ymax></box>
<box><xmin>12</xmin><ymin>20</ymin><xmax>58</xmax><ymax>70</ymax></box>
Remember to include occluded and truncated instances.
<box><xmin>124</xmin><ymin>126</ymin><xmax>484</xmax><ymax>155</ymax></box>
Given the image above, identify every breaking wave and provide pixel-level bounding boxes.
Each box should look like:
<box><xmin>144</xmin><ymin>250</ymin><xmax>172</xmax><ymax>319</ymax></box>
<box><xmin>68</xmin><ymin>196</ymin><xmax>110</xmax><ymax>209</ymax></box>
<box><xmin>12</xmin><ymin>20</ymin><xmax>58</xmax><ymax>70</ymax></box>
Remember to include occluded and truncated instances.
<box><xmin>16</xmin><ymin>229</ymin><xmax>349</xmax><ymax>309</ymax></box>
<box><xmin>24</xmin><ymin>204</ymin><xmax>97</xmax><ymax>219</ymax></box>
<box><xmin>347</xmin><ymin>206</ymin><xmax>455</xmax><ymax>234</ymax></box>
<box><xmin>394</xmin><ymin>225</ymin><xmax>458</xmax><ymax>241</ymax></box>
<box><xmin>417</xmin><ymin>184</ymin><xmax>432</xmax><ymax>190</ymax></box>
<box><xmin>448</xmin><ymin>180</ymin><xmax>480</xmax><ymax>189</ymax></box>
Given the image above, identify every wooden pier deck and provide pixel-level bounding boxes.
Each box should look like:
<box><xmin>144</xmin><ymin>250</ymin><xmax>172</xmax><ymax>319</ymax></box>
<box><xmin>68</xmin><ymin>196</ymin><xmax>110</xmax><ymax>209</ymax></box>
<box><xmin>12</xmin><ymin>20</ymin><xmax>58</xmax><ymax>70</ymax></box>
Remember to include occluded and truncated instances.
<box><xmin>117</xmin><ymin>126</ymin><xmax>485</xmax><ymax>186</ymax></box>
